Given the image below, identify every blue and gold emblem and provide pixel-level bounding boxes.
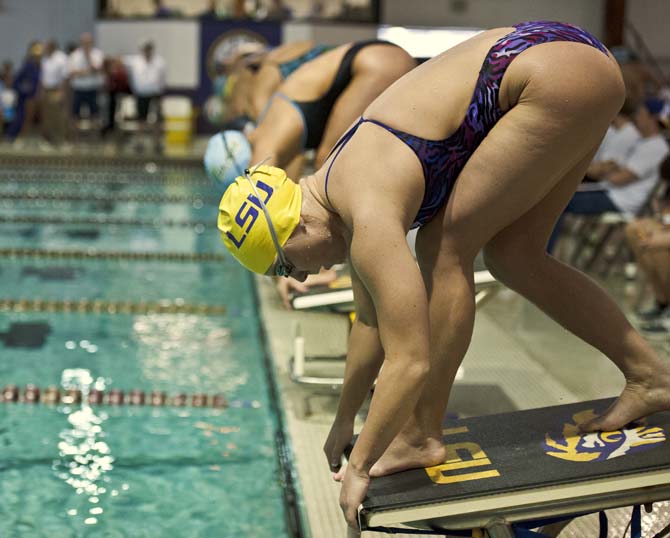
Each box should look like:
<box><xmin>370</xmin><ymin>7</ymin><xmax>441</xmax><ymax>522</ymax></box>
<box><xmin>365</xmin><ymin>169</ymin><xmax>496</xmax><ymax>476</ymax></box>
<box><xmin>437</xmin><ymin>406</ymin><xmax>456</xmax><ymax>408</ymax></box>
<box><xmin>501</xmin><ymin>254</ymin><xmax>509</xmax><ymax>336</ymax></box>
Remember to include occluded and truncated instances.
<box><xmin>543</xmin><ymin>409</ymin><xmax>666</xmax><ymax>462</ymax></box>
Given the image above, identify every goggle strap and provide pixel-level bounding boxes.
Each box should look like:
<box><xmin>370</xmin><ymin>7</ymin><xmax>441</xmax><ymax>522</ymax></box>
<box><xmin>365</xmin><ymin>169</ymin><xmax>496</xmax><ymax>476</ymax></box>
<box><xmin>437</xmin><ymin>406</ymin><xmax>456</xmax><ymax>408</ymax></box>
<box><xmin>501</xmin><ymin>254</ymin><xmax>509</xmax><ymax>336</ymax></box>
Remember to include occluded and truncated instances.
<box><xmin>243</xmin><ymin>158</ymin><xmax>292</xmax><ymax>274</ymax></box>
<box><xmin>220</xmin><ymin>132</ymin><xmax>246</xmax><ymax>178</ymax></box>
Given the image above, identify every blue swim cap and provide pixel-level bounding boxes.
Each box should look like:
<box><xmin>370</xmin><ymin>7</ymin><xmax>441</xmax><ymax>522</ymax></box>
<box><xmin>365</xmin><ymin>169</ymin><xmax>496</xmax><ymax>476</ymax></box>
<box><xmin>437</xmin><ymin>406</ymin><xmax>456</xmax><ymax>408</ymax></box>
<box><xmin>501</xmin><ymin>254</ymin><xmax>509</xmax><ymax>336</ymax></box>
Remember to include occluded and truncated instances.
<box><xmin>204</xmin><ymin>130</ymin><xmax>252</xmax><ymax>188</ymax></box>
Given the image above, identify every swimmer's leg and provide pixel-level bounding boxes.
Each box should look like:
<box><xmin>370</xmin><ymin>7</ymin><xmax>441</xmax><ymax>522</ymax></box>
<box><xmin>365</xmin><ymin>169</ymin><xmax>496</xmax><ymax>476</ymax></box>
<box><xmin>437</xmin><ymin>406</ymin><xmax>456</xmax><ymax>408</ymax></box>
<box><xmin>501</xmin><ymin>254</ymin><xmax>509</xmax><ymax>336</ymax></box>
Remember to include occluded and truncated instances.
<box><xmin>284</xmin><ymin>153</ymin><xmax>306</xmax><ymax>179</ymax></box>
<box><xmin>465</xmin><ymin>47</ymin><xmax>668</xmax><ymax>433</ymax></box>
<box><xmin>482</xmin><ymin>149</ymin><xmax>670</xmax><ymax>433</ymax></box>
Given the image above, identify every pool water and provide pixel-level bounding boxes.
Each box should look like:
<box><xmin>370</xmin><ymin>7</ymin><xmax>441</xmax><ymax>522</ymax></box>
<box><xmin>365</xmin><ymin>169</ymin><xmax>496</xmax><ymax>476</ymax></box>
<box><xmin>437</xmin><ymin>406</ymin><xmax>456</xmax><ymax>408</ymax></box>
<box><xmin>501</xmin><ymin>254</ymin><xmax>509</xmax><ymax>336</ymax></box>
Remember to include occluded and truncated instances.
<box><xmin>0</xmin><ymin>163</ymin><xmax>297</xmax><ymax>537</ymax></box>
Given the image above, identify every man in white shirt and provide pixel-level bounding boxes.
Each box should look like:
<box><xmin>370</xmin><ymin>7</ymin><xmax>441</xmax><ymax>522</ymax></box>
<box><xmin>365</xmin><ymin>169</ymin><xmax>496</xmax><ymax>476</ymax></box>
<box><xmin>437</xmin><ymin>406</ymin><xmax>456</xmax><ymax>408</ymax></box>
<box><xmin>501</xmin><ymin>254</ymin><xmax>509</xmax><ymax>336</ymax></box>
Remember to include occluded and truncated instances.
<box><xmin>126</xmin><ymin>40</ymin><xmax>166</xmax><ymax>150</ymax></box>
<box><xmin>605</xmin><ymin>100</ymin><xmax>670</xmax><ymax>215</ymax></box>
<box><xmin>40</xmin><ymin>40</ymin><xmax>68</xmax><ymax>145</ymax></box>
<box><xmin>548</xmin><ymin>99</ymin><xmax>669</xmax><ymax>252</ymax></box>
<box><xmin>68</xmin><ymin>32</ymin><xmax>105</xmax><ymax>121</ymax></box>
<box><xmin>587</xmin><ymin>114</ymin><xmax>641</xmax><ymax>175</ymax></box>
<box><xmin>127</xmin><ymin>40</ymin><xmax>166</xmax><ymax>122</ymax></box>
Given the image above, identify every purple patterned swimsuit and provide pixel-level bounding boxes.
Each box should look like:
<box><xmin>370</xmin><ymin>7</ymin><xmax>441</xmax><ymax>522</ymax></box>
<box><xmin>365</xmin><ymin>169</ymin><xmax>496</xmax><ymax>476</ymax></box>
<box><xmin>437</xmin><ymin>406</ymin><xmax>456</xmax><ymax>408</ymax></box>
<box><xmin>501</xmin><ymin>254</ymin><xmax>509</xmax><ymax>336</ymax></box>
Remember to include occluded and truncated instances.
<box><xmin>324</xmin><ymin>21</ymin><xmax>609</xmax><ymax>228</ymax></box>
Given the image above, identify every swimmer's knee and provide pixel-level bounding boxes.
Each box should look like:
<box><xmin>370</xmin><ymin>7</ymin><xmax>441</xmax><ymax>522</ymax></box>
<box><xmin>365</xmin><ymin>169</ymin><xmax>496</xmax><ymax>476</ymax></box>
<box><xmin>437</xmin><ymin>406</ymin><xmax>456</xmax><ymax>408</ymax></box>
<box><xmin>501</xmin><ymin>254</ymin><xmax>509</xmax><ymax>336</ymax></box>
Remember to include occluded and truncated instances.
<box><xmin>482</xmin><ymin>243</ymin><xmax>510</xmax><ymax>283</ymax></box>
<box><xmin>483</xmin><ymin>238</ymin><xmax>546</xmax><ymax>285</ymax></box>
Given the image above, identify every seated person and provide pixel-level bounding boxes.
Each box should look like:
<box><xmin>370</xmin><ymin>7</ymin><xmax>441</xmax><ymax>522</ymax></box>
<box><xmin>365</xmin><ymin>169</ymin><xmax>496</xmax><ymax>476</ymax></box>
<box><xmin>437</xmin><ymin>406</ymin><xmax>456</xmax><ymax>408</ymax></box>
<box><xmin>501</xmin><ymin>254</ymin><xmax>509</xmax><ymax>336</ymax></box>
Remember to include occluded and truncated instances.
<box><xmin>583</xmin><ymin>112</ymin><xmax>640</xmax><ymax>182</ymax></box>
<box><xmin>625</xmin><ymin>154</ymin><xmax>670</xmax><ymax>329</ymax></box>
<box><xmin>204</xmin><ymin>39</ymin><xmax>417</xmax><ymax>182</ymax></box>
<box><xmin>547</xmin><ymin>98</ymin><xmax>670</xmax><ymax>252</ymax></box>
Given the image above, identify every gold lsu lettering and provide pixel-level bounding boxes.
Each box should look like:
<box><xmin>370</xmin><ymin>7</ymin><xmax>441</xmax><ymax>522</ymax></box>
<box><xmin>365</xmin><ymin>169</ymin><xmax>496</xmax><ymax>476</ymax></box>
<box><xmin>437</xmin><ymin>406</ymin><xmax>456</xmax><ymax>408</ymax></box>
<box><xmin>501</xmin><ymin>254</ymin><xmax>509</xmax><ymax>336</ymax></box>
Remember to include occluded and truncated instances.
<box><xmin>424</xmin><ymin>426</ymin><xmax>501</xmax><ymax>484</ymax></box>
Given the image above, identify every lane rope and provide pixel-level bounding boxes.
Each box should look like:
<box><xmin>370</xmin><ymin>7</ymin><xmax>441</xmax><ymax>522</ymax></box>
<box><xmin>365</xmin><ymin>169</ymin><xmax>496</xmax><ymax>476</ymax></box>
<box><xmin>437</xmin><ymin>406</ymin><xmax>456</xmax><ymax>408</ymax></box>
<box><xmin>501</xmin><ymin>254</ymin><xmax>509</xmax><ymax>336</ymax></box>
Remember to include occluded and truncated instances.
<box><xmin>0</xmin><ymin>170</ymin><xmax>209</xmax><ymax>186</ymax></box>
<box><xmin>0</xmin><ymin>214</ymin><xmax>208</xmax><ymax>228</ymax></box>
<box><xmin>0</xmin><ymin>298</ymin><xmax>225</xmax><ymax>315</ymax></box>
<box><xmin>0</xmin><ymin>190</ymin><xmax>218</xmax><ymax>205</ymax></box>
<box><xmin>0</xmin><ymin>247</ymin><xmax>226</xmax><ymax>262</ymax></box>
<box><xmin>1</xmin><ymin>384</ymin><xmax>260</xmax><ymax>409</ymax></box>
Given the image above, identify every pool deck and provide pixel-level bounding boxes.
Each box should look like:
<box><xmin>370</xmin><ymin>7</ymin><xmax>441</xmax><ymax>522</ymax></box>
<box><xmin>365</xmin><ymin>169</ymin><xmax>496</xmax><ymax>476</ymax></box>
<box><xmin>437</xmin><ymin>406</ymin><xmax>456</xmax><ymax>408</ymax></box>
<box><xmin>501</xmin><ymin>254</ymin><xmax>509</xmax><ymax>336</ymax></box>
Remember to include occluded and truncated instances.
<box><xmin>257</xmin><ymin>271</ymin><xmax>670</xmax><ymax>538</ymax></box>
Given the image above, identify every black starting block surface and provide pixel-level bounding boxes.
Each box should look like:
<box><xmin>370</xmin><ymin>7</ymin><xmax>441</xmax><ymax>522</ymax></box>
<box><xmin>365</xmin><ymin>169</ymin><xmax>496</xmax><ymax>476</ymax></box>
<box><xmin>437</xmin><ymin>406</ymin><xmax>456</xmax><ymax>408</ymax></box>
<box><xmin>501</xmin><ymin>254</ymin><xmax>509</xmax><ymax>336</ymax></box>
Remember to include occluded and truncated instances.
<box><xmin>362</xmin><ymin>398</ymin><xmax>670</xmax><ymax>529</ymax></box>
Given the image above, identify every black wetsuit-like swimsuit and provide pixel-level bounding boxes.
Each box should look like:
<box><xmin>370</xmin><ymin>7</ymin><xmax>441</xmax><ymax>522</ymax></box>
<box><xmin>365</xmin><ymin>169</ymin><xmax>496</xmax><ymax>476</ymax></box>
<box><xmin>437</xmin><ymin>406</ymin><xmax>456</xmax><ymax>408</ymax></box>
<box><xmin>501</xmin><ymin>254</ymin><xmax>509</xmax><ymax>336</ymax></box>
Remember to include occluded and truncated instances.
<box><xmin>266</xmin><ymin>40</ymin><xmax>400</xmax><ymax>150</ymax></box>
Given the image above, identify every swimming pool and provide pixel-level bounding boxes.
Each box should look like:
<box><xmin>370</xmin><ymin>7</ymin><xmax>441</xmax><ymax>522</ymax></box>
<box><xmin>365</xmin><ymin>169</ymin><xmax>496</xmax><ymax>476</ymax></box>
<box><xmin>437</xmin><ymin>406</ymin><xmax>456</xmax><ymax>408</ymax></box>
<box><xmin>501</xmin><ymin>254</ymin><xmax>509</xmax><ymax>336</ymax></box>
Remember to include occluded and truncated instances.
<box><xmin>0</xmin><ymin>159</ymin><xmax>303</xmax><ymax>537</ymax></box>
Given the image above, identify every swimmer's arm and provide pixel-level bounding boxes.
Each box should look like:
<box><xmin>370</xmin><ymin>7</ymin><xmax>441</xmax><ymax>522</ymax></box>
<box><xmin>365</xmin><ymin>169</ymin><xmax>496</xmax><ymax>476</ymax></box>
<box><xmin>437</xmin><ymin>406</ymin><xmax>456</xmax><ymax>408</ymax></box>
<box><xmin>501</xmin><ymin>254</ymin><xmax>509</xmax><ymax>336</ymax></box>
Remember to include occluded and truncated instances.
<box><xmin>249</xmin><ymin>65</ymin><xmax>281</xmax><ymax>121</ymax></box>
<box><xmin>250</xmin><ymin>111</ymin><xmax>303</xmax><ymax>170</ymax></box>
<box><xmin>347</xmin><ymin>216</ymin><xmax>430</xmax><ymax>473</ymax></box>
<box><xmin>333</xmin><ymin>265</ymin><xmax>384</xmax><ymax>425</ymax></box>
<box><xmin>228</xmin><ymin>70</ymin><xmax>254</xmax><ymax>119</ymax></box>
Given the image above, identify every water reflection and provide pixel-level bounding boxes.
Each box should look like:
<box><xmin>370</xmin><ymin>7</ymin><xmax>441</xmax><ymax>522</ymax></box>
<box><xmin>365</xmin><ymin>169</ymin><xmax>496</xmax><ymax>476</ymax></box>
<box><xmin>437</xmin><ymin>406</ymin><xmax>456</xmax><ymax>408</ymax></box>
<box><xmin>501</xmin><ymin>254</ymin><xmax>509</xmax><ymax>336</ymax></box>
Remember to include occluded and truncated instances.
<box><xmin>133</xmin><ymin>314</ymin><xmax>243</xmax><ymax>392</ymax></box>
<box><xmin>53</xmin><ymin>369</ymin><xmax>115</xmax><ymax>525</ymax></box>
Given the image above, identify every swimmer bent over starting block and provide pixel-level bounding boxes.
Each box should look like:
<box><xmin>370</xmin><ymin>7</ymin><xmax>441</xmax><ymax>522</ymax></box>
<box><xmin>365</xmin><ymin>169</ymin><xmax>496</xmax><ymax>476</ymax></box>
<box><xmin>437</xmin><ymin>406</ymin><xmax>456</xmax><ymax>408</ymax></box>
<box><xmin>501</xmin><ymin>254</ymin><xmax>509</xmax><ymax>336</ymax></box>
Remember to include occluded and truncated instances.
<box><xmin>215</xmin><ymin>20</ymin><xmax>670</xmax><ymax>531</ymax></box>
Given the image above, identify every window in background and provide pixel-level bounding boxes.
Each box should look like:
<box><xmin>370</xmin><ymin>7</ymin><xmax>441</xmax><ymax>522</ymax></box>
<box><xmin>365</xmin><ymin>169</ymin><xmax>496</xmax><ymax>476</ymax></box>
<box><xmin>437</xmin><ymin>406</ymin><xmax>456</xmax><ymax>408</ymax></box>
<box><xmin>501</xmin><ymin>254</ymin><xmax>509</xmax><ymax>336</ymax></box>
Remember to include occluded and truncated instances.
<box><xmin>377</xmin><ymin>25</ymin><xmax>484</xmax><ymax>60</ymax></box>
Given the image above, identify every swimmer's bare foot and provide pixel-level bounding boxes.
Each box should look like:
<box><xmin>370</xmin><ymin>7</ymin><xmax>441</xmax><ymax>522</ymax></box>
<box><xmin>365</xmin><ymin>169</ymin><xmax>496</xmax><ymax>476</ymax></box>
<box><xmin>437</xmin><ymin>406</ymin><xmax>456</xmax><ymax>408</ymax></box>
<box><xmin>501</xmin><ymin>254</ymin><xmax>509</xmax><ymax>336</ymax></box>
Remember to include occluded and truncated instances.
<box><xmin>580</xmin><ymin>370</ymin><xmax>670</xmax><ymax>432</ymax></box>
<box><xmin>369</xmin><ymin>433</ymin><xmax>447</xmax><ymax>478</ymax></box>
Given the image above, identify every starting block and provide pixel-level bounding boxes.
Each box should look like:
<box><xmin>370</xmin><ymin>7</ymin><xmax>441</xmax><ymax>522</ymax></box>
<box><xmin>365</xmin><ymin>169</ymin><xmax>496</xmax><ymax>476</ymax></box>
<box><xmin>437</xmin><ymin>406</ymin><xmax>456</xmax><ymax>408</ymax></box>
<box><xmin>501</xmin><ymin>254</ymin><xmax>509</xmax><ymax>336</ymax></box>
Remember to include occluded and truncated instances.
<box><xmin>291</xmin><ymin>269</ymin><xmax>499</xmax><ymax>312</ymax></box>
<box><xmin>289</xmin><ymin>270</ymin><xmax>501</xmax><ymax>388</ymax></box>
<box><xmin>359</xmin><ymin>398</ymin><xmax>670</xmax><ymax>536</ymax></box>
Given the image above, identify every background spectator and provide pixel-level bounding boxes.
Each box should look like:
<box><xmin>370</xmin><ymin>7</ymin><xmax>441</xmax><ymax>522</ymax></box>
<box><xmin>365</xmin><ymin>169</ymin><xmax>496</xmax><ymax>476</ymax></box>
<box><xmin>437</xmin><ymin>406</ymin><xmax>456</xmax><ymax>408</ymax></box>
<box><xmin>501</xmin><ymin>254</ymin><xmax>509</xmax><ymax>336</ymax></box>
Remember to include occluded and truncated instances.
<box><xmin>102</xmin><ymin>56</ymin><xmax>130</xmax><ymax>137</ymax></box>
<box><xmin>8</xmin><ymin>41</ymin><xmax>42</xmax><ymax>144</ymax></box>
<box><xmin>40</xmin><ymin>40</ymin><xmax>69</xmax><ymax>147</ymax></box>
<box><xmin>265</xmin><ymin>0</ymin><xmax>292</xmax><ymax>20</ymax></box>
<box><xmin>612</xmin><ymin>46</ymin><xmax>664</xmax><ymax>99</ymax></box>
<box><xmin>625</xmin><ymin>155</ymin><xmax>670</xmax><ymax>332</ymax></box>
<box><xmin>603</xmin><ymin>99</ymin><xmax>670</xmax><ymax>213</ymax></box>
<box><xmin>200</xmin><ymin>0</ymin><xmax>224</xmax><ymax>18</ymax></box>
<box><xmin>548</xmin><ymin>98</ymin><xmax>670</xmax><ymax>252</ymax></box>
<box><xmin>583</xmin><ymin>69</ymin><xmax>644</xmax><ymax>182</ymax></box>
<box><xmin>154</xmin><ymin>0</ymin><xmax>176</xmax><ymax>18</ymax></box>
<box><xmin>0</xmin><ymin>61</ymin><xmax>16</xmax><ymax>136</ymax></box>
<box><xmin>1</xmin><ymin>61</ymin><xmax>13</xmax><ymax>87</ymax></box>
<box><xmin>68</xmin><ymin>32</ymin><xmax>105</xmax><ymax>124</ymax></box>
<box><xmin>126</xmin><ymin>40</ymin><xmax>166</xmax><ymax>151</ymax></box>
<box><xmin>584</xmin><ymin>118</ymin><xmax>640</xmax><ymax>183</ymax></box>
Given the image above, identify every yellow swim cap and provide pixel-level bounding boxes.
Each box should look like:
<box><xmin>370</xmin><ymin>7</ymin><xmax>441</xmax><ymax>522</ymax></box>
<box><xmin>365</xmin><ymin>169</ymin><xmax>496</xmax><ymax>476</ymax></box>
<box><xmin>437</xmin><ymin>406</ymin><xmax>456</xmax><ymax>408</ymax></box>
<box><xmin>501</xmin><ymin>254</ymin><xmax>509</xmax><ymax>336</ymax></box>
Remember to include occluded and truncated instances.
<box><xmin>218</xmin><ymin>165</ymin><xmax>302</xmax><ymax>274</ymax></box>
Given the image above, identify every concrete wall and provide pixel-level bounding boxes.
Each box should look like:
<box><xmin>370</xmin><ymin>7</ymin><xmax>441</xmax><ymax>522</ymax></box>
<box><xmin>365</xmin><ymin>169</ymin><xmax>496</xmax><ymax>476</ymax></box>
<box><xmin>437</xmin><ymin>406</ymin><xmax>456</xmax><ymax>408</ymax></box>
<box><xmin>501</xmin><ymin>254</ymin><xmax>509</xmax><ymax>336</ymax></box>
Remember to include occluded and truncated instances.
<box><xmin>0</xmin><ymin>0</ymin><xmax>95</xmax><ymax>66</ymax></box>
<box><xmin>283</xmin><ymin>21</ymin><xmax>377</xmax><ymax>45</ymax></box>
<box><xmin>97</xmin><ymin>20</ymin><xmax>201</xmax><ymax>87</ymax></box>
<box><xmin>626</xmin><ymin>0</ymin><xmax>670</xmax><ymax>78</ymax></box>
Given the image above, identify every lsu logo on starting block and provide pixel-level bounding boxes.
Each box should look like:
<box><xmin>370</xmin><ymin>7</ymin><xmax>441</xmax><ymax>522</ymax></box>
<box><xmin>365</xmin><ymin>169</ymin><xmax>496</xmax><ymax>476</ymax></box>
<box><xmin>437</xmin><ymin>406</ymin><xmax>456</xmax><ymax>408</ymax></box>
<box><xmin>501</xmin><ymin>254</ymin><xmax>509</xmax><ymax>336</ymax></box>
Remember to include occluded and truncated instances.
<box><xmin>225</xmin><ymin>180</ymin><xmax>273</xmax><ymax>249</ymax></box>
<box><xmin>425</xmin><ymin>426</ymin><xmax>501</xmax><ymax>485</ymax></box>
<box><xmin>543</xmin><ymin>409</ymin><xmax>666</xmax><ymax>462</ymax></box>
